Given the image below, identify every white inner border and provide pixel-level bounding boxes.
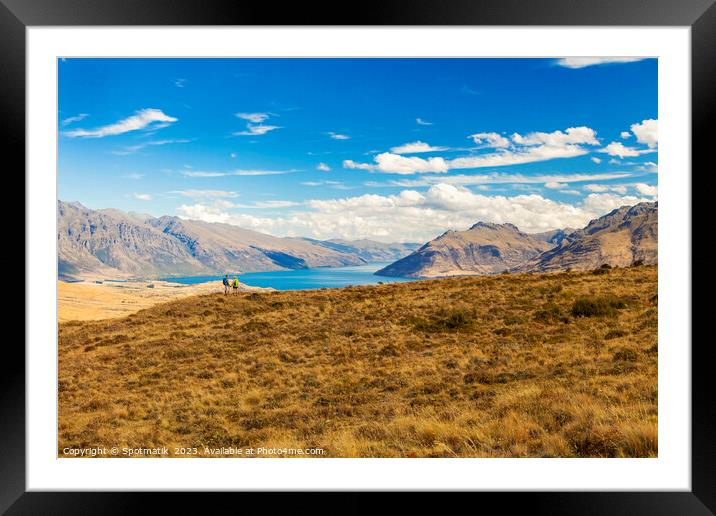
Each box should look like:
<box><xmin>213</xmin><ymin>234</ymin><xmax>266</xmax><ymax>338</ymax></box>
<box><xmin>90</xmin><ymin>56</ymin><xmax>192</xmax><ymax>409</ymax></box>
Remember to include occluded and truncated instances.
<box><xmin>27</xmin><ymin>27</ymin><xmax>691</xmax><ymax>491</ymax></box>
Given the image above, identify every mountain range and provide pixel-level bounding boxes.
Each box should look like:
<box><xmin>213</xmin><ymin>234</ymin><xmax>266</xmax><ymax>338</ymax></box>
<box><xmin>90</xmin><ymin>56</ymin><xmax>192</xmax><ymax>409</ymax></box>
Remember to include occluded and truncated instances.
<box><xmin>376</xmin><ymin>202</ymin><xmax>657</xmax><ymax>278</ymax></box>
<box><xmin>375</xmin><ymin>222</ymin><xmax>555</xmax><ymax>278</ymax></box>
<box><xmin>516</xmin><ymin>202</ymin><xmax>658</xmax><ymax>273</ymax></box>
<box><xmin>57</xmin><ymin>201</ymin><xmax>416</xmax><ymax>280</ymax></box>
<box><xmin>295</xmin><ymin>238</ymin><xmax>421</xmax><ymax>263</ymax></box>
<box><xmin>58</xmin><ymin>200</ymin><xmax>657</xmax><ymax>281</ymax></box>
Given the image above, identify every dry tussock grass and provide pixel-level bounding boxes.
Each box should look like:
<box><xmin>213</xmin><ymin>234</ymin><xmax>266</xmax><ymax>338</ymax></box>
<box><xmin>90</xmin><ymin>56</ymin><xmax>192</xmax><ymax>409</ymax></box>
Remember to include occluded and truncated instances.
<box><xmin>58</xmin><ymin>266</ymin><xmax>657</xmax><ymax>457</ymax></box>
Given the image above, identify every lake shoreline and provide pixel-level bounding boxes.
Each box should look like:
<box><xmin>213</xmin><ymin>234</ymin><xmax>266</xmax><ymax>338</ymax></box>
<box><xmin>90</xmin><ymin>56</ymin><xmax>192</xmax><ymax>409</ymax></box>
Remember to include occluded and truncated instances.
<box><xmin>159</xmin><ymin>262</ymin><xmax>419</xmax><ymax>291</ymax></box>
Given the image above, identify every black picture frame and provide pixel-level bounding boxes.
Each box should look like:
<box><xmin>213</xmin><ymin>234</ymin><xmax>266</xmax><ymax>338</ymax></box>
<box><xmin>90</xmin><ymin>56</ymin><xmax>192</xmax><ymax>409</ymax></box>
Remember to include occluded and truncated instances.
<box><xmin>4</xmin><ymin>0</ymin><xmax>713</xmax><ymax>513</ymax></box>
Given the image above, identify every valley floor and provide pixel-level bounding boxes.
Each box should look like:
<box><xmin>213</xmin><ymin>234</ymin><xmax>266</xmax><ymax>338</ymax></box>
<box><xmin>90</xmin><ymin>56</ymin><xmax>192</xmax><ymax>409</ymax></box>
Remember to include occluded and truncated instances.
<box><xmin>58</xmin><ymin>279</ymin><xmax>267</xmax><ymax>322</ymax></box>
<box><xmin>58</xmin><ymin>266</ymin><xmax>657</xmax><ymax>458</ymax></box>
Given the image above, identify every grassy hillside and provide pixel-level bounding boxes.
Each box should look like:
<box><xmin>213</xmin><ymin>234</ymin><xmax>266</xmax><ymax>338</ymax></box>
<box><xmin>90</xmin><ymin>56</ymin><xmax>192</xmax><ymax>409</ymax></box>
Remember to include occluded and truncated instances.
<box><xmin>58</xmin><ymin>266</ymin><xmax>657</xmax><ymax>458</ymax></box>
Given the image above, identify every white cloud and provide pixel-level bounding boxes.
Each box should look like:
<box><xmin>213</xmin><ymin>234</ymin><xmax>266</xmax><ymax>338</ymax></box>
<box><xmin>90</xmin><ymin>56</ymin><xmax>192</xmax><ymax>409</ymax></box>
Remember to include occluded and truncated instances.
<box><xmin>133</xmin><ymin>193</ymin><xmax>153</xmax><ymax>201</ymax></box>
<box><xmin>64</xmin><ymin>109</ymin><xmax>177</xmax><ymax>138</ymax></box>
<box><xmin>176</xmin><ymin>203</ymin><xmax>232</xmax><ymax>224</ymax></box>
<box><xmin>469</xmin><ymin>132</ymin><xmax>510</xmax><ymax>148</ymax></box>
<box><xmin>301</xmin><ymin>180</ymin><xmax>351</xmax><ymax>190</ymax></box>
<box><xmin>175</xmin><ymin>183</ymin><xmax>651</xmax><ymax>242</ymax></box>
<box><xmin>591</xmin><ymin>157</ymin><xmax>602</xmax><ymax>164</ymax></box>
<box><xmin>235</xmin><ymin>112</ymin><xmax>270</xmax><ymax>123</ymax></box>
<box><xmin>234</xmin><ymin>124</ymin><xmax>281</xmax><ymax>136</ymax></box>
<box><xmin>512</xmin><ymin>126</ymin><xmax>599</xmax><ymax>147</ymax></box>
<box><xmin>122</xmin><ymin>173</ymin><xmax>144</xmax><ymax>180</ymax></box>
<box><xmin>366</xmin><ymin>172</ymin><xmax>632</xmax><ymax>188</ymax></box>
<box><xmin>600</xmin><ymin>141</ymin><xmax>651</xmax><ymax>158</ymax></box>
<box><xmin>584</xmin><ymin>184</ymin><xmax>608</xmax><ymax>192</ymax></box>
<box><xmin>345</xmin><ymin>126</ymin><xmax>601</xmax><ymax>174</ymax></box>
<box><xmin>448</xmin><ymin>144</ymin><xmax>589</xmax><ymax>170</ymax></box>
<box><xmin>544</xmin><ymin>182</ymin><xmax>567</xmax><ymax>189</ymax></box>
<box><xmin>232</xmin><ymin>200</ymin><xmax>301</xmax><ymax>209</ymax></box>
<box><xmin>112</xmin><ymin>138</ymin><xmax>192</xmax><ymax>155</ymax></box>
<box><xmin>233</xmin><ymin>112</ymin><xmax>280</xmax><ymax>136</ymax></box>
<box><xmin>317</xmin><ymin>162</ymin><xmax>331</xmax><ymax>172</ymax></box>
<box><xmin>611</xmin><ymin>185</ymin><xmax>628</xmax><ymax>195</ymax></box>
<box><xmin>61</xmin><ymin>113</ymin><xmax>88</xmax><ymax>126</ymax></box>
<box><xmin>581</xmin><ymin>192</ymin><xmax>648</xmax><ymax>213</ymax></box>
<box><xmin>176</xmin><ymin>200</ymin><xmax>299</xmax><ymax>223</ymax></box>
<box><xmin>584</xmin><ymin>184</ymin><xmax>628</xmax><ymax>195</ymax></box>
<box><xmin>182</xmin><ymin>169</ymin><xmax>296</xmax><ymax>177</ymax></box>
<box><xmin>345</xmin><ymin>153</ymin><xmax>449</xmax><ymax>175</ymax></box>
<box><xmin>640</xmin><ymin>161</ymin><xmax>658</xmax><ymax>173</ymax></box>
<box><xmin>390</xmin><ymin>141</ymin><xmax>449</xmax><ymax>154</ymax></box>
<box><xmin>630</xmin><ymin>119</ymin><xmax>658</xmax><ymax>148</ymax></box>
<box><xmin>620</xmin><ymin>131</ymin><xmax>631</xmax><ymax>139</ymax></box>
<box><xmin>555</xmin><ymin>57</ymin><xmax>646</xmax><ymax>69</ymax></box>
<box><xmin>327</xmin><ymin>132</ymin><xmax>350</xmax><ymax>140</ymax></box>
<box><xmin>416</xmin><ymin>118</ymin><xmax>433</xmax><ymax>126</ymax></box>
<box><xmin>174</xmin><ymin>78</ymin><xmax>187</xmax><ymax>88</ymax></box>
<box><xmin>634</xmin><ymin>183</ymin><xmax>658</xmax><ymax>197</ymax></box>
<box><xmin>169</xmin><ymin>190</ymin><xmax>239</xmax><ymax>199</ymax></box>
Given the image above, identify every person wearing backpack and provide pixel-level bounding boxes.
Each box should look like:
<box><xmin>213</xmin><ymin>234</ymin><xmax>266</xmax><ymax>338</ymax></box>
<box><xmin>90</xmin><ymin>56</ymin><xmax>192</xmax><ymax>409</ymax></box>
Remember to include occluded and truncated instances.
<box><xmin>232</xmin><ymin>276</ymin><xmax>240</xmax><ymax>294</ymax></box>
<box><xmin>222</xmin><ymin>274</ymin><xmax>230</xmax><ymax>295</ymax></box>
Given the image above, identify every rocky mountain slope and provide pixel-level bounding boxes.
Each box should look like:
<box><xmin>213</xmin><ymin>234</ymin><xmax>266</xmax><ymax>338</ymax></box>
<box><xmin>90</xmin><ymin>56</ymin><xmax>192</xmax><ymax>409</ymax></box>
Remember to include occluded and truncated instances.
<box><xmin>375</xmin><ymin>222</ymin><xmax>554</xmax><ymax>278</ymax></box>
<box><xmin>532</xmin><ymin>228</ymin><xmax>575</xmax><ymax>247</ymax></box>
<box><xmin>58</xmin><ymin>201</ymin><xmax>365</xmax><ymax>280</ymax></box>
<box><xmin>376</xmin><ymin>202</ymin><xmax>657</xmax><ymax>278</ymax></box>
<box><xmin>517</xmin><ymin>202</ymin><xmax>657</xmax><ymax>272</ymax></box>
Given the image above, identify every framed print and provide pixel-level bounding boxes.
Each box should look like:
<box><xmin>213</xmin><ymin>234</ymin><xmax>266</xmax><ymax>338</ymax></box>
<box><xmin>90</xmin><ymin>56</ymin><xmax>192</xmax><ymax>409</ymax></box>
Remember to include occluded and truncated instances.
<box><xmin>5</xmin><ymin>0</ymin><xmax>714</xmax><ymax>512</ymax></box>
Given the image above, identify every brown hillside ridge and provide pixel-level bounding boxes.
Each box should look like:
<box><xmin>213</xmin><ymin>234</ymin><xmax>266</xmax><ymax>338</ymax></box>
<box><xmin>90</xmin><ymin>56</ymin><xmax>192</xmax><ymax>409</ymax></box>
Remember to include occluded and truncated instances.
<box><xmin>58</xmin><ymin>266</ymin><xmax>657</xmax><ymax>458</ymax></box>
<box><xmin>375</xmin><ymin>222</ymin><xmax>553</xmax><ymax>278</ymax></box>
<box><xmin>517</xmin><ymin>202</ymin><xmax>657</xmax><ymax>272</ymax></box>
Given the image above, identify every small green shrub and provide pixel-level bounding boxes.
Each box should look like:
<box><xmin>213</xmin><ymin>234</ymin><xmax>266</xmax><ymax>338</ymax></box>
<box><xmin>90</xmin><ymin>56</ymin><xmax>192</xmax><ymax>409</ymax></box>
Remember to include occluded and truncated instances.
<box><xmin>534</xmin><ymin>302</ymin><xmax>568</xmax><ymax>323</ymax></box>
<box><xmin>503</xmin><ymin>314</ymin><xmax>526</xmax><ymax>325</ymax></box>
<box><xmin>592</xmin><ymin>264</ymin><xmax>612</xmax><ymax>275</ymax></box>
<box><xmin>571</xmin><ymin>296</ymin><xmax>626</xmax><ymax>317</ymax></box>
<box><xmin>604</xmin><ymin>328</ymin><xmax>627</xmax><ymax>340</ymax></box>
<box><xmin>241</xmin><ymin>320</ymin><xmax>270</xmax><ymax>332</ymax></box>
<box><xmin>411</xmin><ymin>308</ymin><xmax>474</xmax><ymax>333</ymax></box>
<box><xmin>612</xmin><ymin>347</ymin><xmax>638</xmax><ymax>362</ymax></box>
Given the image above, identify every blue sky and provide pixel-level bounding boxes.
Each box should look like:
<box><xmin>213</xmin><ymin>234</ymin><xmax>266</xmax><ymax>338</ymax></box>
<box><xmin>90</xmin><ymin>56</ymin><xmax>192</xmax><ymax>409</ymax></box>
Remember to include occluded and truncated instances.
<box><xmin>58</xmin><ymin>57</ymin><xmax>658</xmax><ymax>242</ymax></box>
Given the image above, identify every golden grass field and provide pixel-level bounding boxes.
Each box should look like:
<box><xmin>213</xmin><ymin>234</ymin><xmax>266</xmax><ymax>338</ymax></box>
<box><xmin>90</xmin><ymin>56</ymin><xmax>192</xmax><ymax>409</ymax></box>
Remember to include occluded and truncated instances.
<box><xmin>58</xmin><ymin>279</ymin><xmax>266</xmax><ymax>322</ymax></box>
<box><xmin>58</xmin><ymin>265</ymin><xmax>657</xmax><ymax>458</ymax></box>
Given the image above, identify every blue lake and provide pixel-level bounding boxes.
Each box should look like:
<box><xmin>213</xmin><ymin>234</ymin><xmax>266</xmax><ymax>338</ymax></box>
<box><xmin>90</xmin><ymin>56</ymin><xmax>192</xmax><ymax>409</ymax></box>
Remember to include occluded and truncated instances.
<box><xmin>161</xmin><ymin>263</ymin><xmax>418</xmax><ymax>291</ymax></box>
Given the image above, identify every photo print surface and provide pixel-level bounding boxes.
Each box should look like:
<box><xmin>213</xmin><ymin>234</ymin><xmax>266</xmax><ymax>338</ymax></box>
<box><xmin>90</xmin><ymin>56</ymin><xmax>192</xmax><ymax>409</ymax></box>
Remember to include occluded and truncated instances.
<box><xmin>57</xmin><ymin>57</ymin><xmax>658</xmax><ymax>458</ymax></box>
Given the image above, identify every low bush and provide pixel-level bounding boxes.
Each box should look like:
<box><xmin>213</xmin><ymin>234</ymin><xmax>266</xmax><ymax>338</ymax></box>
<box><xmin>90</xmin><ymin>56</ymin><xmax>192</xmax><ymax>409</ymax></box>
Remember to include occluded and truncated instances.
<box><xmin>604</xmin><ymin>328</ymin><xmax>627</xmax><ymax>340</ymax></box>
<box><xmin>534</xmin><ymin>302</ymin><xmax>568</xmax><ymax>323</ymax></box>
<box><xmin>592</xmin><ymin>264</ymin><xmax>612</xmax><ymax>275</ymax></box>
<box><xmin>503</xmin><ymin>314</ymin><xmax>526</xmax><ymax>325</ymax></box>
<box><xmin>571</xmin><ymin>295</ymin><xmax>626</xmax><ymax>317</ymax></box>
<box><xmin>612</xmin><ymin>347</ymin><xmax>638</xmax><ymax>362</ymax></box>
<box><xmin>411</xmin><ymin>308</ymin><xmax>475</xmax><ymax>333</ymax></box>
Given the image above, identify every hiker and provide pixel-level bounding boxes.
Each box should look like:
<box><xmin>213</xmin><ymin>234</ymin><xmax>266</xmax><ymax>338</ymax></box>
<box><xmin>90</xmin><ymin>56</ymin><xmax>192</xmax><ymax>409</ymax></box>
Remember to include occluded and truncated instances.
<box><xmin>232</xmin><ymin>276</ymin><xmax>240</xmax><ymax>294</ymax></box>
<box><xmin>222</xmin><ymin>274</ymin><xmax>230</xmax><ymax>294</ymax></box>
